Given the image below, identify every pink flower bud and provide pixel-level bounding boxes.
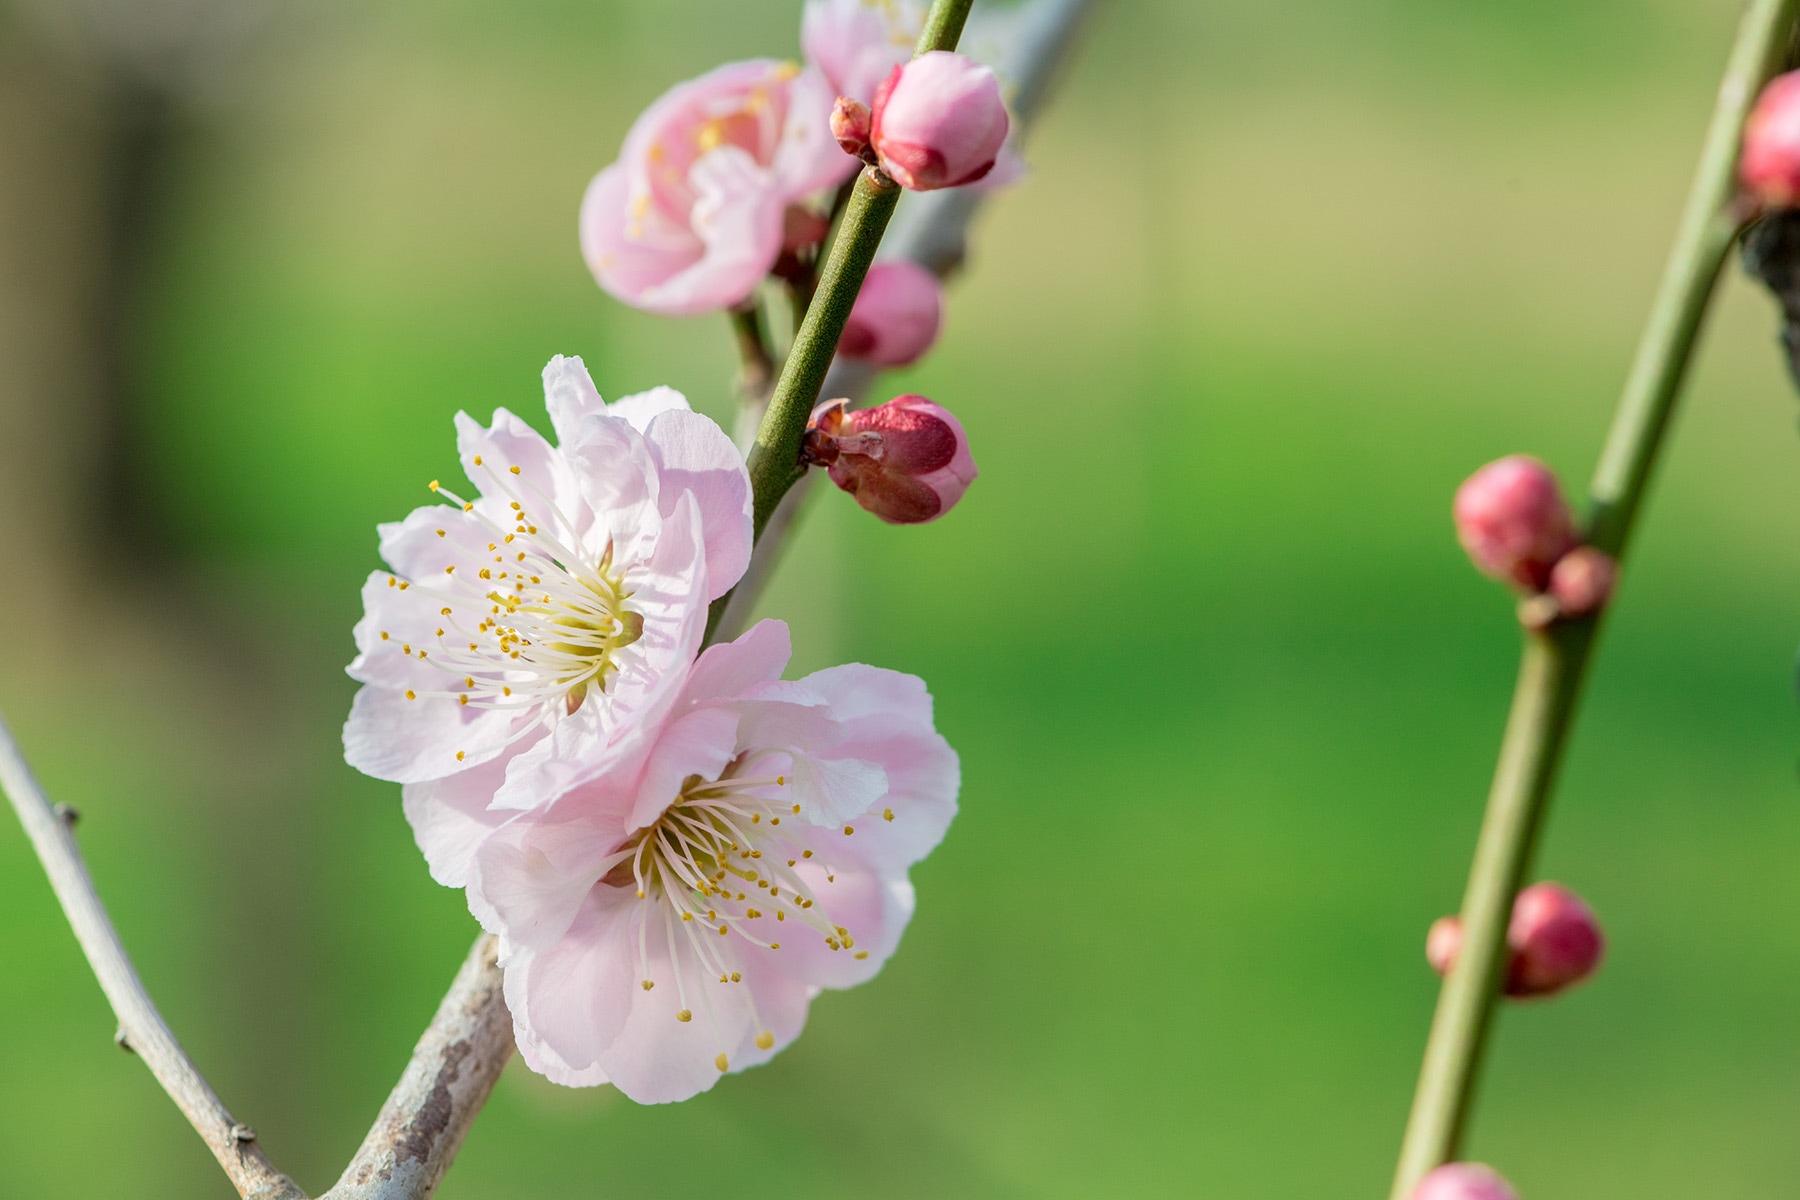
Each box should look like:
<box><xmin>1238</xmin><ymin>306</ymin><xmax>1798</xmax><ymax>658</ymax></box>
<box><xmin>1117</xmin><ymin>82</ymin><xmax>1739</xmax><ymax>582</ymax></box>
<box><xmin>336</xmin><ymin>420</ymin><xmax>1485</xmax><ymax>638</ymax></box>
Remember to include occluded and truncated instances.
<box><xmin>832</xmin><ymin>96</ymin><xmax>874</xmax><ymax>160</ymax></box>
<box><xmin>1424</xmin><ymin>883</ymin><xmax>1604</xmax><ymax>1000</ymax></box>
<box><xmin>840</xmin><ymin>260</ymin><xmax>944</xmax><ymax>366</ymax></box>
<box><xmin>1453</xmin><ymin>456</ymin><xmax>1576</xmax><ymax>591</ymax></box>
<box><xmin>1412</xmin><ymin>1163</ymin><xmax>1520</xmax><ymax>1200</ymax></box>
<box><xmin>805</xmin><ymin>395</ymin><xmax>977</xmax><ymax>524</ymax></box>
<box><xmin>1507</xmin><ymin>881</ymin><xmax>1605</xmax><ymax>998</ymax></box>
<box><xmin>1546</xmin><ymin>547</ymin><xmax>1616</xmax><ymax>617</ymax></box>
<box><xmin>1742</xmin><ymin>71</ymin><xmax>1800</xmax><ymax>208</ymax></box>
<box><xmin>1425</xmin><ymin>915</ymin><xmax>1462</xmax><ymax>978</ymax></box>
<box><xmin>869</xmin><ymin>52</ymin><xmax>1010</xmax><ymax>191</ymax></box>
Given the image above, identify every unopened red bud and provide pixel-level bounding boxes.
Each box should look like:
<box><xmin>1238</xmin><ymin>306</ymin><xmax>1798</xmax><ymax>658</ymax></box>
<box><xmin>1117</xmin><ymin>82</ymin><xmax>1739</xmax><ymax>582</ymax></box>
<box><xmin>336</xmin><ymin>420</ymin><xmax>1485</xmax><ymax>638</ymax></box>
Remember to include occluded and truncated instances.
<box><xmin>841</xmin><ymin>260</ymin><xmax>943</xmax><ymax>366</ymax></box>
<box><xmin>1412</xmin><ymin>1163</ymin><xmax>1520</xmax><ymax>1200</ymax></box>
<box><xmin>806</xmin><ymin>395</ymin><xmax>977</xmax><ymax>524</ymax></box>
<box><xmin>1453</xmin><ymin>456</ymin><xmax>1576</xmax><ymax>592</ymax></box>
<box><xmin>869</xmin><ymin>52</ymin><xmax>1009</xmax><ymax>191</ymax></box>
<box><xmin>1507</xmin><ymin>881</ymin><xmax>1604</xmax><ymax>998</ymax></box>
<box><xmin>831</xmin><ymin>96</ymin><xmax>874</xmax><ymax>161</ymax></box>
<box><xmin>1546</xmin><ymin>547</ymin><xmax>1616</xmax><ymax>617</ymax></box>
<box><xmin>1424</xmin><ymin>882</ymin><xmax>1604</xmax><ymax>1000</ymax></box>
<box><xmin>1742</xmin><ymin>71</ymin><xmax>1800</xmax><ymax>208</ymax></box>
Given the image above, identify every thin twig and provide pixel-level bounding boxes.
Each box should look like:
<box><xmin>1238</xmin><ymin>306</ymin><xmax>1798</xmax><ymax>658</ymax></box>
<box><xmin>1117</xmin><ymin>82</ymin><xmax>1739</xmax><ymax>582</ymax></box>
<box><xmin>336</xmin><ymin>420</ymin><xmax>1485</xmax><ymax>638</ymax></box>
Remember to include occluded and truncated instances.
<box><xmin>265</xmin><ymin>5</ymin><xmax>1096</xmax><ymax>1197</ymax></box>
<box><xmin>712</xmin><ymin>0</ymin><xmax>1100</xmax><ymax>644</ymax></box>
<box><xmin>0</xmin><ymin>711</ymin><xmax>306</xmax><ymax>1200</ymax></box>
<box><xmin>1386</xmin><ymin>2</ymin><xmax>1797</xmax><ymax>1194</ymax></box>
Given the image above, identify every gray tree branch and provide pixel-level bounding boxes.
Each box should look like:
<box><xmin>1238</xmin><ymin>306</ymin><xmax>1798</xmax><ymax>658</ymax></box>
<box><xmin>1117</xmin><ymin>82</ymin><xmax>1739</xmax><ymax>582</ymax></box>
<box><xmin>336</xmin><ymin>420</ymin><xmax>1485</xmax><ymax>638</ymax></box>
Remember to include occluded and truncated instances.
<box><xmin>0</xmin><ymin>711</ymin><xmax>306</xmax><ymax>1200</ymax></box>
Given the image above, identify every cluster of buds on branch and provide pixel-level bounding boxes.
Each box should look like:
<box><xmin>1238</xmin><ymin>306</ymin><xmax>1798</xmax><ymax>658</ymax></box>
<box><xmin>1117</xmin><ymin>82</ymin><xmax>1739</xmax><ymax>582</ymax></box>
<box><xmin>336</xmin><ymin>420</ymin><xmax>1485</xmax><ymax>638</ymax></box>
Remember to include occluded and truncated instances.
<box><xmin>1453</xmin><ymin>456</ymin><xmax>1616</xmax><ymax>629</ymax></box>
<box><xmin>1425</xmin><ymin>882</ymin><xmax>1606</xmax><ymax>1000</ymax></box>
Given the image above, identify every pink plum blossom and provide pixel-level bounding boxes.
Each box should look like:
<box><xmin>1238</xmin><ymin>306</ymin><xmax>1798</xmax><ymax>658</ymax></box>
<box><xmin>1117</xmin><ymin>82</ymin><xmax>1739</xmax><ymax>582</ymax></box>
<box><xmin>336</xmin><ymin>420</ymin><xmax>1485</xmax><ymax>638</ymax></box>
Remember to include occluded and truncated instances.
<box><xmin>343</xmin><ymin>356</ymin><xmax>751</xmax><ymax>805</ymax></box>
<box><xmin>407</xmin><ymin>618</ymin><xmax>959</xmax><ymax>1103</ymax></box>
<box><xmin>581</xmin><ymin>60</ymin><xmax>855</xmax><ymax>316</ymax></box>
<box><xmin>802</xmin><ymin>0</ymin><xmax>927</xmax><ymax>105</ymax></box>
<box><xmin>840</xmin><ymin>259</ymin><xmax>944</xmax><ymax>365</ymax></box>
<box><xmin>870</xmin><ymin>52</ymin><xmax>1010</xmax><ymax>191</ymax></box>
<box><xmin>805</xmin><ymin>395</ymin><xmax>977</xmax><ymax>524</ymax></box>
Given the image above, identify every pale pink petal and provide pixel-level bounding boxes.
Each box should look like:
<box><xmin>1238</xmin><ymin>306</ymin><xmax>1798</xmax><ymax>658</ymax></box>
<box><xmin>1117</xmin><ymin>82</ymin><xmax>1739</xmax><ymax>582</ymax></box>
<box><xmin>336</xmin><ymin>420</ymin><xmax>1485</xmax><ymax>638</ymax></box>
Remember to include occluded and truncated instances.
<box><xmin>633</xmin><ymin>146</ymin><xmax>786</xmax><ymax>315</ymax></box>
<box><xmin>639</xmin><ymin>407</ymin><xmax>753</xmax><ymax>598</ymax></box>
<box><xmin>470</xmin><ymin>818</ymin><xmax>628</xmax><ymax>950</ymax></box>
<box><xmin>342</xmin><ymin>681</ymin><xmax>530</xmax><ymax>783</ymax></box>
<box><xmin>541</xmin><ymin>355</ymin><xmax>608</xmax><ymax>447</ymax></box>
<box><xmin>580</xmin><ymin>163</ymin><xmax>703</xmax><ymax>310</ymax></box>
<box><xmin>772</xmin><ymin>66</ymin><xmax>861</xmax><ymax>199</ymax></box>
<box><xmin>624</xmin><ymin>705</ymin><xmax>742</xmax><ymax>832</ymax></box>
<box><xmin>402</xmin><ymin>750</ymin><xmax>518</xmax><ymax>887</ymax></box>
<box><xmin>802</xmin><ymin>663</ymin><xmax>959</xmax><ymax>867</ymax></box>
<box><xmin>606</xmin><ymin>385</ymin><xmax>690</xmax><ymax>433</ymax></box>
<box><xmin>682</xmin><ymin>619</ymin><xmax>792</xmax><ymax>705</ymax></box>
<box><xmin>751</xmin><ymin>843</ymin><xmax>915</xmax><ymax>990</ymax></box>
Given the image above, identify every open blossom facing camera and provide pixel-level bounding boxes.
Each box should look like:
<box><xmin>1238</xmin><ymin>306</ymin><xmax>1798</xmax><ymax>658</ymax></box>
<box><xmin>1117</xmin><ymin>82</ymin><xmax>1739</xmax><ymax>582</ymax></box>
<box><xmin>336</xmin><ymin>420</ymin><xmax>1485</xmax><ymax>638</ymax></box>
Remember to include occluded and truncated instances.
<box><xmin>582</xmin><ymin>60</ymin><xmax>854</xmax><ymax>316</ymax></box>
<box><xmin>410</xmin><ymin>619</ymin><xmax>958</xmax><ymax>1103</ymax></box>
<box><xmin>342</xmin><ymin>356</ymin><xmax>751</xmax><ymax>793</ymax></box>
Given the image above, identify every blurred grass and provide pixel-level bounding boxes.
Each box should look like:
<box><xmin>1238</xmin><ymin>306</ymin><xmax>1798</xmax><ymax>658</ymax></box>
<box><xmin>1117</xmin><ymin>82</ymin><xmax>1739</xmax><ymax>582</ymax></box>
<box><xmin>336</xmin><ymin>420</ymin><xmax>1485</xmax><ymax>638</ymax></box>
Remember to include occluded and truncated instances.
<box><xmin>4</xmin><ymin>0</ymin><xmax>1800</xmax><ymax>1196</ymax></box>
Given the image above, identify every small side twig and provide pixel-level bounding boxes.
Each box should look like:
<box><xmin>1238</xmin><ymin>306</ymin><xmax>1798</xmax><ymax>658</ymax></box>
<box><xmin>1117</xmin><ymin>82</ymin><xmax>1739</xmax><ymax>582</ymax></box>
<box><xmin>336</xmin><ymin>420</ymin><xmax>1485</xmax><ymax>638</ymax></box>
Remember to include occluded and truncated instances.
<box><xmin>0</xmin><ymin>711</ymin><xmax>305</xmax><ymax>1200</ymax></box>
<box><xmin>1386</xmin><ymin>1</ymin><xmax>1798</xmax><ymax>1194</ymax></box>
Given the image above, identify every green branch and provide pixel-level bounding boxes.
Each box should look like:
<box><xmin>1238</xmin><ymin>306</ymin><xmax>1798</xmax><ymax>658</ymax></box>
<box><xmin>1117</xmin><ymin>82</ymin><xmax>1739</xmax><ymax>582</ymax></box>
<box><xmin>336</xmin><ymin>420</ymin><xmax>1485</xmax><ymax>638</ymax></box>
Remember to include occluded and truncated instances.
<box><xmin>1387</xmin><ymin>2</ymin><xmax>1798</xmax><ymax>1195</ymax></box>
<box><xmin>706</xmin><ymin>0</ymin><xmax>977</xmax><ymax>641</ymax></box>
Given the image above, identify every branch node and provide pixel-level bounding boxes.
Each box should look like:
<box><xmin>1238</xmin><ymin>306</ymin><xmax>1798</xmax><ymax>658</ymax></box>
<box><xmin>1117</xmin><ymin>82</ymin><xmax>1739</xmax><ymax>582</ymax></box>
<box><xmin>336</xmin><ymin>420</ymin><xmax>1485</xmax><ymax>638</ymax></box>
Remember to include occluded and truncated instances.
<box><xmin>53</xmin><ymin>802</ymin><xmax>80</xmax><ymax>826</ymax></box>
<box><xmin>115</xmin><ymin>1027</ymin><xmax>133</xmax><ymax>1054</ymax></box>
<box><xmin>231</xmin><ymin>1123</ymin><xmax>258</xmax><ymax>1144</ymax></box>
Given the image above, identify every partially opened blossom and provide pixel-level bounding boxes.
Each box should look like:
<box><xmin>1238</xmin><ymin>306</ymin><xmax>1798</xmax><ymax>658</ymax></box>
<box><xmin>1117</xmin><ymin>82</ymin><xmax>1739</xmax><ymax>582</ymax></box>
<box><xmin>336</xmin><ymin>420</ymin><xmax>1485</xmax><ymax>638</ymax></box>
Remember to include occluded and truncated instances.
<box><xmin>806</xmin><ymin>395</ymin><xmax>977</xmax><ymax>523</ymax></box>
<box><xmin>413</xmin><ymin>619</ymin><xmax>958</xmax><ymax>1103</ymax></box>
<box><xmin>581</xmin><ymin>60</ymin><xmax>854</xmax><ymax>316</ymax></box>
<box><xmin>840</xmin><ymin>259</ymin><xmax>944</xmax><ymax>365</ymax></box>
<box><xmin>802</xmin><ymin>0</ymin><xmax>926</xmax><ymax>105</ymax></box>
<box><xmin>343</xmin><ymin>356</ymin><xmax>751</xmax><ymax>806</ymax></box>
<box><xmin>870</xmin><ymin>52</ymin><xmax>1010</xmax><ymax>191</ymax></box>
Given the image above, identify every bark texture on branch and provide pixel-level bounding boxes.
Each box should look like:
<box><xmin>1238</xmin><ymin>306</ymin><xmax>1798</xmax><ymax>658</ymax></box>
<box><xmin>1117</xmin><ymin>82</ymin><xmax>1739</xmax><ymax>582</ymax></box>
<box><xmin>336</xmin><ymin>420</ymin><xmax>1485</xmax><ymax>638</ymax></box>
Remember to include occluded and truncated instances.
<box><xmin>322</xmin><ymin>935</ymin><xmax>513</xmax><ymax>1200</ymax></box>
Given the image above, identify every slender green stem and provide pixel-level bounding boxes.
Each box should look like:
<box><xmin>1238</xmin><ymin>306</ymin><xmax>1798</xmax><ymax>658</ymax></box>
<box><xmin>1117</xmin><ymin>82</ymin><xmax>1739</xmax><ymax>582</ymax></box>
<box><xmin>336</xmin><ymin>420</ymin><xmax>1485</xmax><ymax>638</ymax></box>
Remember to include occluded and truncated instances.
<box><xmin>728</xmin><ymin>298</ymin><xmax>776</xmax><ymax>402</ymax></box>
<box><xmin>706</xmin><ymin>0</ymin><xmax>977</xmax><ymax>642</ymax></box>
<box><xmin>1388</xmin><ymin>3</ymin><xmax>1795</xmax><ymax>1195</ymax></box>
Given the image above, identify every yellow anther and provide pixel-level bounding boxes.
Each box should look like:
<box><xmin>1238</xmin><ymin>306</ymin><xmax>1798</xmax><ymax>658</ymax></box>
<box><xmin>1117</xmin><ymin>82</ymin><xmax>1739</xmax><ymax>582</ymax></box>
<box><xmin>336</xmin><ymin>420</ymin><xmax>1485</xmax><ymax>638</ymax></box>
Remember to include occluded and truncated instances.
<box><xmin>730</xmin><ymin>972</ymin><xmax>741</xmax><ymax>982</ymax></box>
<box><xmin>792</xmin><ymin>804</ymin><xmax>801</xmax><ymax>814</ymax></box>
<box><xmin>463</xmin><ymin>502</ymin><xmax>473</xmax><ymax>512</ymax></box>
<box><xmin>677</xmin><ymin>1009</ymin><xmax>692</xmax><ymax>1023</ymax></box>
<box><xmin>504</xmin><ymin>534</ymin><xmax>514</xmax><ymax>543</ymax></box>
<box><xmin>641</xmin><ymin>980</ymin><xmax>654</xmax><ymax>991</ymax></box>
<box><xmin>502</xmin><ymin>686</ymin><xmax>512</xmax><ymax>696</ymax></box>
<box><xmin>429</xmin><ymin>480</ymin><xmax>440</xmax><ymax>491</ymax></box>
<box><xmin>751</xmin><ymin>813</ymin><xmax>760</xmax><ymax>823</ymax></box>
<box><xmin>445</xmin><ymin>566</ymin><xmax>456</xmax><ymax>575</ymax></box>
<box><xmin>883</xmin><ymin>808</ymin><xmax>894</xmax><ymax>822</ymax></box>
<box><xmin>479</xmin><ymin>569</ymin><xmax>491</xmax><ymax>579</ymax></box>
<box><xmin>509</xmin><ymin>502</ymin><xmax>522</xmax><ymax>511</ymax></box>
<box><xmin>387</xmin><ymin>577</ymin><xmax>396</xmax><ymax>588</ymax></box>
<box><xmin>459</xmin><ymin>695</ymin><xmax>468</xmax><ymax>706</ymax></box>
<box><xmin>770</xmin><ymin>817</ymin><xmax>781</xmax><ymax>826</ymax></box>
<box><xmin>398</xmin><ymin>582</ymin><xmax>410</xmax><ymax>590</ymax></box>
<box><xmin>843</xmin><ymin>825</ymin><xmax>855</xmax><ymax>836</ymax></box>
<box><xmin>380</xmin><ymin>631</ymin><xmax>390</xmax><ymax>641</ymax></box>
<box><xmin>802</xmin><ymin>850</ymin><xmax>813</xmax><ymax>859</ymax></box>
<box><xmin>472</xmin><ymin>455</ymin><xmax>482</xmax><ymax>466</ymax></box>
<box><xmin>436</xmin><ymin>529</ymin><xmax>446</xmax><ymax>538</ymax></box>
<box><xmin>746</xmin><ymin>908</ymin><xmax>761</xmax><ymax>919</ymax></box>
<box><xmin>777</xmin><ymin>911</ymin><xmax>785</xmax><ymax>921</ymax></box>
<box><xmin>402</xmin><ymin>644</ymin><xmax>411</xmax><ymax>654</ymax></box>
<box><xmin>455</xmin><ymin>751</ymin><xmax>465</xmax><ymax>761</ymax></box>
<box><xmin>769</xmin><ymin>943</ymin><xmax>780</xmax><ymax>950</ymax></box>
<box><xmin>854</xmin><ymin>950</ymin><xmax>869</xmax><ymax>960</ymax></box>
<box><xmin>509</xmin><ymin>465</ymin><xmax>521</xmax><ymax>475</ymax></box>
<box><xmin>755</xmin><ymin>1031</ymin><xmax>774</xmax><ymax>1051</ymax></box>
<box><xmin>681</xmin><ymin>912</ymin><xmax>693</xmax><ymax>921</ymax></box>
<box><xmin>441</xmin><ymin>607</ymin><xmax>452</xmax><ymax>615</ymax></box>
<box><xmin>404</xmin><ymin>690</ymin><xmax>416</xmax><ymax>700</ymax></box>
<box><xmin>715</xmin><ymin>1053</ymin><xmax>729</xmax><ymax>1072</ymax></box>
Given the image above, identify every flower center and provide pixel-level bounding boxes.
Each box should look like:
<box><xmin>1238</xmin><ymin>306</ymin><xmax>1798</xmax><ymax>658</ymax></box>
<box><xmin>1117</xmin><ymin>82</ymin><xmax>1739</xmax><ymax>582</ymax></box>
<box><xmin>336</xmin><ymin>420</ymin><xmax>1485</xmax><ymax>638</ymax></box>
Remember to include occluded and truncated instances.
<box><xmin>603</xmin><ymin>761</ymin><xmax>870</xmax><ymax>1051</ymax></box>
<box><xmin>387</xmin><ymin>457</ymin><xmax>643</xmax><ymax>718</ymax></box>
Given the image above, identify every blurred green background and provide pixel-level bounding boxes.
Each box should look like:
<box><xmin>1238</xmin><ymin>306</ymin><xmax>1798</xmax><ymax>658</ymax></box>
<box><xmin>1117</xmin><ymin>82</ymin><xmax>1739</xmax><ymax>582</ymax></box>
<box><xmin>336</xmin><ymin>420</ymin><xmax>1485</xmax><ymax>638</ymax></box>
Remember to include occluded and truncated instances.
<box><xmin>3</xmin><ymin>0</ymin><xmax>1799</xmax><ymax>1196</ymax></box>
